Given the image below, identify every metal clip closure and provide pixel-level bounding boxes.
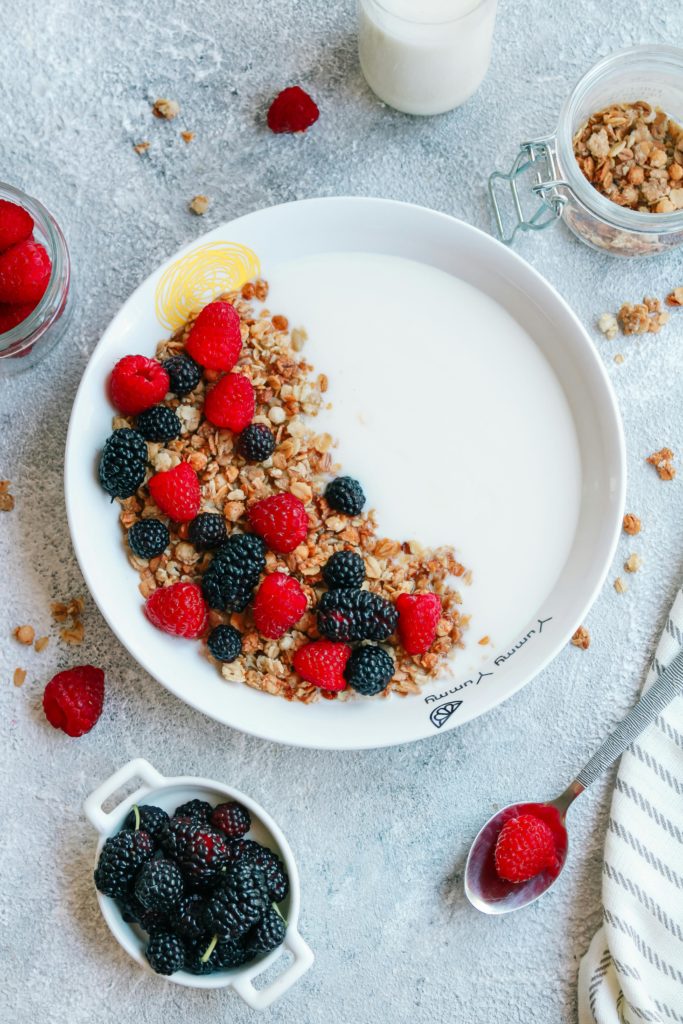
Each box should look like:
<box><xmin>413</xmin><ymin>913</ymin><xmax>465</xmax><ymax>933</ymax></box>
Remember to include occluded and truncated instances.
<box><xmin>489</xmin><ymin>136</ymin><xmax>569</xmax><ymax>246</ymax></box>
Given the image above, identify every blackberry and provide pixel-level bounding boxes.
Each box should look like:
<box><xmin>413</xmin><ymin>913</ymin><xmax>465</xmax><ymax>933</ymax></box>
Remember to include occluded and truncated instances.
<box><xmin>174</xmin><ymin>799</ymin><xmax>213</xmax><ymax>823</ymax></box>
<box><xmin>184</xmin><ymin>939</ymin><xmax>217</xmax><ymax>975</ymax></box>
<box><xmin>324</xmin><ymin>476</ymin><xmax>365</xmax><ymax>516</ymax></box>
<box><xmin>317</xmin><ymin>588</ymin><xmax>398</xmax><ymax>642</ymax></box>
<box><xmin>204</xmin><ymin>861</ymin><xmax>268</xmax><ymax>937</ymax></box>
<box><xmin>146</xmin><ymin>931</ymin><xmax>185</xmax><ymax>975</ymax></box>
<box><xmin>207</xmin><ymin>625</ymin><xmax>242</xmax><ymax>663</ymax></box>
<box><xmin>94</xmin><ymin>829</ymin><xmax>154</xmax><ymax>898</ymax></box>
<box><xmin>227</xmin><ymin>840</ymin><xmax>289</xmax><ymax>903</ymax></box>
<box><xmin>171</xmin><ymin>893</ymin><xmax>208</xmax><ymax>940</ymax></box>
<box><xmin>178</xmin><ymin>826</ymin><xmax>230</xmax><ymax>887</ymax></box>
<box><xmin>344</xmin><ymin>645</ymin><xmax>395</xmax><ymax>696</ymax></box>
<box><xmin>188</xmin><ymin>513</ymin><xmax>227</xmax><ymax>552</ymax></box>
<box><xmin>246</xmin><ymin>906</ymin><xmax>286</xmax><ymax>954</ymax></box>
<box><xmin>119</xmin><ymin>893</ymin><xmax>168</xmax><ymax>934</ymax></box>
<box><xmin>163</xmin><ymin>354</ymin><xmax>201</xmax><ymax>397</ymax></box>
<box><xmin>136</xmin><ymin>405</ymin><xmax>181</xmax><ymax>442</ymax></box>
<box><xmin>98</xmin><ymin>429</ymin><xmax>147</xmax><ymax>500</ymax></box>
<box><xmin>123</xmin><ymin>803</ymin><xmax>170</xmax><ymax>842</ymax></box>
<box><xmin>238</xmin><ymin>424</ymin><xmax>275</xmax><ymax>463</ymax></box>
<box><xmin>322</xmin><ymin>550</ymin><xmax>365</xmax><ymax>590</ymax></box>
<box><xmin>201</xmin><ymin>533</ymin><xmax>266</xmax><ymax>612</ymax></box>
<box><xmin>184</xmin><ymin>936</ymin><xmax>254</xmax><ymax>974</ymax></box>
<box><xmin>214</xmin><ymin>936</ymin><xmax>256</xmax><ymax>969</ymax></box>
<box><xmin>135</xmin><ymin>858</ymin><xmax>184</xmax><ymax>912</ymax></box>
<box><xmin>210</xmin><ymin>801</ymin><xmax>251</xmax><ymax>839</ymax></box>
<box><xmin>159</xmin><ymin>815</ymin><xmax>197</xmax><ymax>860</ymax></box>
<box><xmin>127</xmin><ymin>520</ymin><xmax>169</xmax><ymax>560</ymax></box>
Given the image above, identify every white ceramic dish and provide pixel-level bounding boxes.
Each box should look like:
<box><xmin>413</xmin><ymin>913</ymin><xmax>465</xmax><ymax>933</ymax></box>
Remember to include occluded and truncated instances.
<box><xmin>65</xmin><ymin>197</ymin><xmax>625</xmax><ymax>749</ymax></box>
<box><xmin>83</xmin><ymin>758</ymin><xmax>313</xmax><ymax>1009</ymax></box>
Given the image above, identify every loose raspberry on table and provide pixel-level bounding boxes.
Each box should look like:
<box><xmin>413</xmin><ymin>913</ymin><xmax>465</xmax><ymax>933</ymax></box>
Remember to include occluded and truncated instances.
<box><xmin>204</xmin><ymin>373</ymin><xmax>255</xmax><ymax>432</ymax></box>
<box><xmin>144</xmin><ymin>581</ymin><xmax>208</xmax><ymax>638</ymax></box>
<box><xmin>494</xmin><ymin>813</ymin><xmax>559</xmax><ymax>884</ymax></box>
<box><xmin>0</xmin><ymin>199</ymin><xmax>34</xmax><ymax>252</ymax></box>
<box><xmin>317</xmin><ymin>588</ymin><xmax>398</xmax><ymax>642</ymax></box>
<box><xmin>253</xmin><ymin>572</ymin><xmax>307</xmax><ymax>639</ymax></box>
<box><xmin>0</xmin><ymin>301</ymin><xmax>37</xmax><ymax>334</ymax></box>
<box><xmin>267</xmin><ymin>86</ymin><xmax>319</xmax><ymax>134</ymax></box>
<box><xmin>293</xmin><ymin>640</ymin><xmax>351</xmax><ymax>691</ymax></box>
<box><xmin>0</xmin><ymin>239</ymin><xmax>51</xmax><ymax>304</ymax></box>
<box><xmin>396</xmin><ymin>592</ymin><xmax>442</xmax><ymax>655</ymax></box>
<box><xmin>185</xmin><ymin>300</ymin><xmax>242</xmax><ymax>371</ymax></box>
<box><xmin>109</xmin><ymin>354</ymin><xmax>170</xmax><ymax>415</ymax></box>
<box><xmin>247</xmin><ymin>492</ymin><xmax>308</xmax><ymax>553</ymax></box>
<box><xmin>148</xmin><ymin>461</ymin><xmax>201</xmax><ymax>521</ymax></box>
<box><xmin>42</xmin><ymin>665</ymin><xmax>105</xmax><ymax>737</ymax></box>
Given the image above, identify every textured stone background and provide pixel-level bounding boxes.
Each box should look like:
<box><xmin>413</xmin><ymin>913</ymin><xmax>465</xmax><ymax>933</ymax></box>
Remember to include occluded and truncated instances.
<box><xmin>1</xmin><ymin>2</ymin><xmax>682</xmax><ymax>1022</ymax></box>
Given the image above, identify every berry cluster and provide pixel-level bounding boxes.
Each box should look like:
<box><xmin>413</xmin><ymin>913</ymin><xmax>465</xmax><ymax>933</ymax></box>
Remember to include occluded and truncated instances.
<box><xmin>0</xmin><ymin>199</ymin><xmax>52</xmax><ymax>335</ymax></box>
<box><xmin>94</xmin><ymin>797</ymin><xmax>289</xmax><ymax>977</ymax></box>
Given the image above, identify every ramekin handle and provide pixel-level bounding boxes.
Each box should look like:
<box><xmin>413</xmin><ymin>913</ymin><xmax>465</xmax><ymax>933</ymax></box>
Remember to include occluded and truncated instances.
<box><xmin>83</xmin><ymin>758</ymin><xmax>165</xmax><ymax>834</ymax></box>
<box><xmin>231</xmin><ymin>929</ymin><xmax>314</xmax><ymax>1011</ymax></box>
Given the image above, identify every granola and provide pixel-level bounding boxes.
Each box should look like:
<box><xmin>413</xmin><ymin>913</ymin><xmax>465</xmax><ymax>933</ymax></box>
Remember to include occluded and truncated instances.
<box><xmin>152</xmin><ymin>98</ymin><xmax>180</xmax><ymax>120</ymax></box>
<box><xmin>617</xmin><ymin>296</ymin><xmax>669</xmax><ymax>335</ymax></box>
<box><xmin>622</xmin><ymin>513</ymin><xmax>641</xmax><ymax>536</ymax></box>
<box><xmin>189</xmin><ymin>195</ymin><xmax>210</xmax><ymax>216</ymax></box>
<box><xmin>571</xmin><ymin>625</ymin><xmax>590</xmax><ymax>650</ymax></box>
<box><xmin>0</xmin><ymin>480</ymin><xmax>14</xmax><ymax>512</ymax></box>
<box><xmin>113</xmin><ymin>281</ymin><xmax>469</xmax><ymax>702</ymax></box>
<box><xmin>646</xmin><ymin>447</ymin><xmax>676</xmax><ymax>481</ymax></box>
<box><xmin>666</xmin><ymin>286</ymin><xmax>683</xmax><ymax>307</ymax></box>
<box><xmin>574</xmin><ymin>102</ymin><xmax>683</xmax><ymax>212</ymax></box>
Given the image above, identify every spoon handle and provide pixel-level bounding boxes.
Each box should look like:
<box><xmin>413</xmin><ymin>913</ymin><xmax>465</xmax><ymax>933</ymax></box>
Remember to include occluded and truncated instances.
<box><xmin>574</xmin><ymin>646</ymin><xmax>683</xmax><ymax>791</ymax></box>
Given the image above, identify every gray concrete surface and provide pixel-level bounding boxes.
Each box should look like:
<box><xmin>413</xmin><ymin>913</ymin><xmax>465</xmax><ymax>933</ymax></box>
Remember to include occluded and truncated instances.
<box><xmin>1</xmin><ymin>2</ymin><xmax>682</xmax><ymax>1022</ymax></box>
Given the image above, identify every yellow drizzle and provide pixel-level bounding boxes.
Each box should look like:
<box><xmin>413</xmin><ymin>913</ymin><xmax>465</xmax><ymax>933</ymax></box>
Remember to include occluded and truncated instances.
<box><xmin>155</xmin><ymin>241</ymin><xmax>261</xmax><ymax>332</ymax></box>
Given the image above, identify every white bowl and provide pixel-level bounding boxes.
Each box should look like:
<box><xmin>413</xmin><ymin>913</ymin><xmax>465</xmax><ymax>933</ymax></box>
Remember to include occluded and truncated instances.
<box><xmin>83</xmin><ymin>758</ymin><xmax>314</xmax><ymax>1009</ymax></box>
<box><xmin>66</xmin><ymin>197</ymin><xmax>625</xmax><ymax>749</ymax></box>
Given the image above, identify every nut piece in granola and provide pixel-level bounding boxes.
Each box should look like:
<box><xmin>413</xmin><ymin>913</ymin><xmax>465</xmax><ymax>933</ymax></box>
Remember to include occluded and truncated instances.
<box><xmin>622</xmin><ymin>513</ymin><xmax>641</xmax><ymax>536</ymax></box>
<box><xmin>13</xmin><ymin>625</ymin><xmax>35</xmax><ymax>645</ymax></box>
<box><xmin>189</xmin><ymin>194</ymin><xmax>210</xmax><ymax>216</ymax></box>
<box><xmin>614</xmin><ymin>576</ymin><xmax>627</xmax><ymax>594</ymax></box>
<box><xmin>665</xmin><ymin>286</ymin><xmax>683</xmax><ymax>306</ymax></box>
<box><xmin>34</xmin><ymin>636</ymin><xmax>49</xmax><ymax>653</ymax></box>
<box><xmin>624</xmin><ymin>553</ymin><xmax>643</xmax><ymax>574</ymax></box>
<box><xmin>571</xmin><ymin>625</ymin><xmax>590</xmax><ymax>650</ymax></box>
<box><xmin>597</xmin><ymin>312</ymin><xmax>618</xmax><ymax>340</ymax></box>
<box><xmin>0</xmin><ymin>480</ymin><xmax>14</xmax><ymax>511</ymax></box>
<box><xmin>617</xmin><ymin>297</ymin><xmax>670</xmax><ymax>335</ymax></box>
<box><xmin>13</xmin><ymin>668</ymin><xmax>26</xmax><ymax>687</ymax></box>
<box><xmin>51</xmin><ymin>597</ymin><xmax>86</xmax><ymax>644</ymax></box>
<box><xmin>152</xmin><ymin>98</ymin><xmax>179</xmax><ymax>120</ymax></box>
<box><xmin>646</xmin><ymin>447</ymin><xmax>676</xmax><ymax>480</ymax></box>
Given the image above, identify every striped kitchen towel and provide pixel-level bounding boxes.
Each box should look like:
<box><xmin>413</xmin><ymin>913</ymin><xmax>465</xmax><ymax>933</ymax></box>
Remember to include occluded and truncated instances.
<box><xmin>578</xmin><ymin>585</ymin><xmax>683</xmax><ymax>1024</ymax></box>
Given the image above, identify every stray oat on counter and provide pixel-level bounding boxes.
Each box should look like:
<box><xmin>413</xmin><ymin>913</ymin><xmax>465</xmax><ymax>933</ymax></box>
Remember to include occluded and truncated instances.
<box><xmin>647</xmin><ymin>448</ymin><xmax>676</xmax><ymax>481</ymax></box>
<box><xmin>622</xmin><ymin>513</ymin><xmax>641</xmax><ymax>536</ymax></box>
<box><xmin>571</xmin><ymin>626</ymin><xmax>590</xmax><ymax>650</ymax></box>
<box><xmin>0</xmin><ymin>480</ymin><xmax>14</xmax><ymax>511</ymax></box>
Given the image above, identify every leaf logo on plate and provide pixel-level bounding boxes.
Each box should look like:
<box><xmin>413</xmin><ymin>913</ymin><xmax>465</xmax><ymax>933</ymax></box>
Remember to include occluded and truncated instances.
<box><xmin>429</xmin><ymin>700</ymin><xmax>463</xmax><ymax>729</ymax></box>
<box><xmin>155</xmin><ymin>241</ymin><xmax>261</xmax><ymax>331</ymax></box>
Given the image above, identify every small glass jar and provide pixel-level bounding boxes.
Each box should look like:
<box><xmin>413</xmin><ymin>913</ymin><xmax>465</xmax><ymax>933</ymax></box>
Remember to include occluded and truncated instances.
<box><xmin>358</xmin><ymin>0</ymin><xmax>498</xmax><ymax>117</ymax></box>
<box><xmin>489</xmin><ymin>45</ymin><xmax>683</xmax><ymax>257</ymax></box>
<box><xmin>0</xmin><ymin>182</ymin><xmax>72</xmax><ymax>373</ymax></box>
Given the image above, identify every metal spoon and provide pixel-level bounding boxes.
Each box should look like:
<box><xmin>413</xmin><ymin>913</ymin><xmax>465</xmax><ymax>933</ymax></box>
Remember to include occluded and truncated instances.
<box><xmin>465</xmin><ymin>646</ymin><xmax>683</xmax><ymax>915</ymax></box>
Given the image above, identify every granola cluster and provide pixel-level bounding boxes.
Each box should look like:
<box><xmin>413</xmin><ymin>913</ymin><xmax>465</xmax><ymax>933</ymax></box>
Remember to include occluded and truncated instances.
<box><xmin>574</xmin><ymin>102</ymin><xmax>683</xmax><ymax>212</ymax></box>
<box><xmin>617</xmin><ymin>296</ymin><xmax>669</xmax><ymax>336</ymax></box>
<box><xmin>114</xmin><ymin>281</ymin><xmax>468</xmax><ymax>702</ymax></box>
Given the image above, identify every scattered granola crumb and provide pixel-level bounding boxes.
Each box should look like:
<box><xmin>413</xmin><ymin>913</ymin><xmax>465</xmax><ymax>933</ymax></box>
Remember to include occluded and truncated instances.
<box><xmin>51</xmin><ymin>598</ymin><xmax>85</xmax><ymax>644</ymax></box>
<box><xmin>13</xmin><ymin>625</ymin><xmax>35</xmax><ymax>645</ymax></box>
<box><xmin>647</xmin><ymin>447</ymin><xmax>677</xmax><ymax>480</ymax></box>
<box><xmin>13</xmin><ymin>668</ymin><xmax>26</xmax><ymax>687</ymax></box>
<box><xmin>34</xmin><ymin>636</ymin><xmax>49</xmax><ymax>653</ymax></box>
<box><xmin>597</xmin><ymin>312</ymin><xmax>618</xmax><ymax>340</ymax></box>
<box><xmin>618</xmin><ymin>297</ymin><xmax>670</xmax><ymax>335</ymax></box>
<box><xmin>614</xmin><ymin>576</ymin><xmax>627</xmax><ymax>594</ymax></box>
<box><xmin>60</xmin><ymin>622</ymin><xmax>85</xmax><ymax>645</ymax></box>
<box><xmin>189</xmin><ymin>194</ymin><xmax>210</xmax><ymax>216</ymax></box>
<box><xmin>614</xmin><ymin>353</ymin><xmax>624</xmax><ymax>365</ymax></box>
<box><xmin>0</xmin><ymin>480</ymin><xmax>14</xmax><ymax>511</ymax></box>
<box><xmin>624</xmin><ymin>553</ymin><xmax>643</xmax><ymax>574</ymax></box>
<box><xmin>152</xmin><ymin>98</ymin><xmax>179</xmax><ymax>120</ymax></box>
<box><xmin>478</xmin><ymin>635</ymin><xmax>490</xmax><ymax>646</ymax></box>
<box><xmin>180</xmin><ymin>130</ymin><xmax>195</xmax><ymax>144</ymax></box>
<box><xmin>623</xmin><ymin>513</ymin><xmax>641</xmax><ymax>535</ymax></box>
<box><xmin>665</xmin><ymin>286</ymin><xmax>683</xmax><ymax>306</ymax></box>
<box><xmin>133</xmin><ymin>141</ymin><xmax>150</xmax><ymax>155</ymax></box>
<box><xmin>571</xmin><ymin>626</ymin><xmax>590</xmax><ymax>650</ymax></box>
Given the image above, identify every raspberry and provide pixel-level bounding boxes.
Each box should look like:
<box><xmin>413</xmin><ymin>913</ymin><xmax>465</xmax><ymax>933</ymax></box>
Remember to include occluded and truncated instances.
<box><xmin>0</xmin><ymin>240</ymin><xmax>51</xmax><ymax>304</ymax></box>
<box><xmin>148</xmin><ymin>462</ymin><xmax>201</xmax><ymax>522</ymax></box>
<box><xmin>344</xmin><ymin>645</ymin><xmax>395</xmax><ymax>696</ymax></box>
<box><xmin>0</xmin><ymin>200</ymin><xmax>34</xmax><ymax>252</ymax></box>
<box><xmin>207</xmin><ymin>624</ymin><xmax>243</xmax><ymax>662</ymax></box>
<box><xmin>98</xmin><ymin>428</ymin><xmax>148</xmax><ymax>500</ymax></box>
<box><xmin>201</xmin><ymin>533</ymin><xmax>266</xmax><ymax>612</ymax></box>
<box><xmin>267</xmin><ymin>86</ymin><xmax>319</xmax><ymax>134</ymax></box>
<box><xmin>0</xmin><ymin>301</ymin><xmax>37</xmax><ymax>334</ymax></box>
<box><xmin>293</xmin><ymin>640</ymin><xmax>351</xmax><ymax>691</ymax></box>
<box><xmin>144</xmin><ymin>581</ymin><xmax>208</xmax><ymax>638</ymax></box>
<box><xmin>494</xmin><ymin>814</ymin><xmax>559</xmax><ymax>884</ymax></box>
<box><xmin>204</xmin><ymin>373</ymin><xmax>255</xmax><ymax>432</ymax></box>
<box><xmin>211</xmin><ymin>801</ymin><xmax>251</xmax><ymax>839</ymax></box>
<box><xmin>238</xmin><ymin>423</ymin><xmax>275</xmax><ymax>462</ymax></box>
<box><xmin>247</xmin><ymin>492</ymin><xmax>308</xmax><ymax>553</ymax></box>
<box><xmin>146</xmin><ymin>931</ymin><xmax>185</xmax><ymax>976</ymax></box>
<box><xmin>127</xmin><ymin>518</ymin><xmax>169</xmax><ymax>559</ymax></box>
<box><xmin>109</xmin><ymin>355</ymin><xmax>170</xmax><ymax>415</ymax></box>
<box><xmin>188</xmin><ymin>512</ymin><xmax>227</xmax><ymax>551</ymax></box>
<box><xmin>322</xmin><ymin>550</ymin><xmax>365</xmax><ymax>589</ymax></box>
<box><xmin>135</xmin><ymin>404</ymin><xmax>181</xmax><ymax>442</ymax></box>
<box><xmin>94</xmin><ymin>828</ymin><xmax>154</xmax><ymax>898</ymax></box>
<box><xmin>253</xmin><ymin>572</ymin><xmax>307</xmax><ymax>639</ymax></box>
<box><xmin>325</xmin><ymin>476</ymin><xmax>365</xmax><ymax>516</ymax></box>
<box><xmin>317</xmin><ymin>588</ymin><xmax>398</xmax><ymax>642</ymax></box>
<box><xmin>185</xmin><ymin>300</ymin><xmax>242</xmax><ymax>371</ymax></box>
<box><xmin>162</xmin><ymin>354</ymin><xmax>201</xmax><ymax>396</ymax></box>
<box><xmin>42</xmin><ymin>665</ymin><xmax>105</xmax><ymax>737</ymax></box>
<box><xmin>396</xmin><ymin>592</ymin><xmax>441</xmax><ymax>655</ymax></box>
<box><xmin>135</xmin><ymin>858</ymin><xmax>184</xmax><ymax>912</ymax></box>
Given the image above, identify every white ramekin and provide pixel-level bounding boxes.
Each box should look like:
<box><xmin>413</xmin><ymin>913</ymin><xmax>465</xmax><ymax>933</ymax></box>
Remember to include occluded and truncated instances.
<box><xmin>83</xmin><ymin>758</ymin><xmax>314</xmax><ymax>1010</ymax></box>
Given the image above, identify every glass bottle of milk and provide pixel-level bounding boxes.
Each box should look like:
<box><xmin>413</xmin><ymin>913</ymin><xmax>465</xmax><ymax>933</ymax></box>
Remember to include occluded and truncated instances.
<box><xmin>358</xmin><ymin>0</ymin><xmax>498</xmax><ymax>116</ymax></box>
